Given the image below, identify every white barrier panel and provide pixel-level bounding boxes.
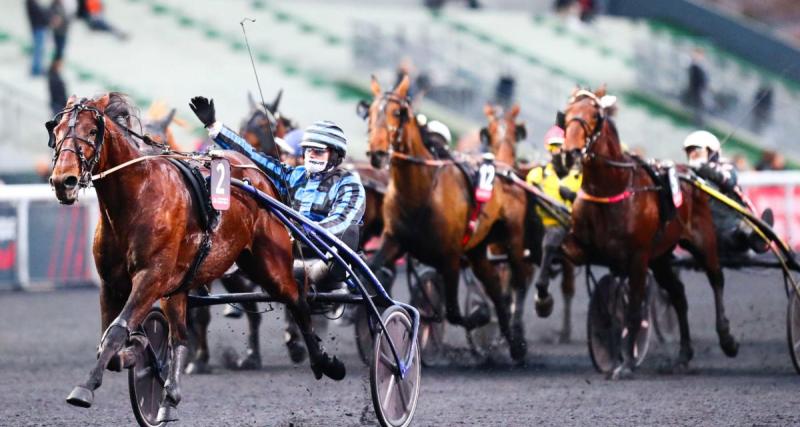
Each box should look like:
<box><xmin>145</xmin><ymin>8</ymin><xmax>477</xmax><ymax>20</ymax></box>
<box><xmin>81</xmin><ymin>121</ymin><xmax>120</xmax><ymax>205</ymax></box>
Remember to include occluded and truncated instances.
<box><xmin>0</xmin><ymin>185</ymin><xmax>98</xmax><ymax>290</ymax></box>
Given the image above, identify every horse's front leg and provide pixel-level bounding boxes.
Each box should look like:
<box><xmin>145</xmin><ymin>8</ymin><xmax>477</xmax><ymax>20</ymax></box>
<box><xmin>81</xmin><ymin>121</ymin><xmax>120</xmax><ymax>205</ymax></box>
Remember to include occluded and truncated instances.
<box><xmin>157</xmin><ymin>293</ymin><xmax>190</xmax><ymax>423</ymax></box>
<box><xmin>610</xmin><ymin>253</ymin><xmax>649</xmax><ymax>380</ymax></box>
<box><xmin>66</xmin><ymin>271</ymin><xmax>163</xmax><ymax>408</ymax></box>
<box><xmin>534</xmin><ymin>227</ymin><xmax>567</xmax><ymax>318</ymax></box>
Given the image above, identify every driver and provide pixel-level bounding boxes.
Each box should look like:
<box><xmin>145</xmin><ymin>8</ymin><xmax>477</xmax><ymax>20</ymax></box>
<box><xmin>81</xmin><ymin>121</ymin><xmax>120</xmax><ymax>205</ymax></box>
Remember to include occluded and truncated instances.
<box><xmin>683</xmin><ymin>130</ymin><xmax>773</xmax><ymax>255</ymax></box>
<box><xmin>189</xmin><ymin>96</ymin><xmax>366</xmax><ymax>363</ymax></box>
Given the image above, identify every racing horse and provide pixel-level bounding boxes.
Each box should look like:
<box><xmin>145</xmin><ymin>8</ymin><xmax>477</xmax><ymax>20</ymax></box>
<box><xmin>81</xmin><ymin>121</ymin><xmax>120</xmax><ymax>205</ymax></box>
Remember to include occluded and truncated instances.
<box><xmin>50</xmin><ymin>93</ymin><xmax>345</xmax><ymax>421</ymax></box>
<box><xmin>481</xmin><ymin>104</ymin><xmax>576</xmax><ymax>342</ymax></box>
<box><xmin>183</xmin><ymin>90</ymin><xmax>299</xmax><ymax>375</ymax></box>
<box><xmin>560</xmin><ymin>86</ymin><xmax>738</xmax><ymax>378</ymax></box>
<box><xmin>367</xmin><ymin>76</ymin><xmax>535</xmax><ymax>362</ymax></box>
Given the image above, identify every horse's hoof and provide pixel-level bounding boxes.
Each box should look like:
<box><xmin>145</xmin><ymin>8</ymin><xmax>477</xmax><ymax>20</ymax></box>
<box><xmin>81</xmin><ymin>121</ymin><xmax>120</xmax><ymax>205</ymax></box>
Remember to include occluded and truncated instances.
<box><xmin>185</xmin><ymin>360</ymin><xmax>211</xmax><ymax>375</ymax></box>
<box><xmin>509</xmin><ymin>339</ymin><xmax>528</xmax><ymax>362</ymax></box>
<box><xmin>534</xmin><ymin>294</ymin><xmax>554</xmax><ymax>318</ymax></box>
<box><xmin>312</xmin><ymin>354</ymin><xmax>346</xmax><ymax>381</ymax></box>
<box><xmin>236</xmin><ymin>352</ymin><xmax>262</xmax><ymax>370</ymax></box>
<box><xmin>607</xmin><ymin>365</ymin><xmax>634</xmax><ymax>380</ymax></box>
<box><xmin>106</xmin><ymin>353</ymin><xmax>123</xmax><ymax>372</ymax></box>
<box><xmin>66</xmin><ymin>385</ymin><xmax>93</xmax><ymax>408</ymax></box>
<box><xmin>720</xmin><ymin>335</ymin><xmax>739</xmax><ymax>358</ymax></box>
<box><xmin>465</xmin><ymin>305</ymin><xmax>491</xmax><ymax>329</ymax></box>
<box><xmin>156</xmin><ymin>403</ymin><xmax>178</xmax><ymax>423</ymax></box>
<box><xmin>223</xmin><ymin>304</ymin><xmax>243</xmax><ymax>319</ymax></box>
<box><xmin>287</xmin><ymin>340</ymin><xmax>307</xmax><ymax>365</ymax></box>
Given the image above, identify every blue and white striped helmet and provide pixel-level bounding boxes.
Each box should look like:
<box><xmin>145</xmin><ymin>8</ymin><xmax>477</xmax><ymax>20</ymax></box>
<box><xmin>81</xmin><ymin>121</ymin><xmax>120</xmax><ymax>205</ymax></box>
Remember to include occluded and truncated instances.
<box><xmin>300</xmin><ymin>120</ymin><xmax>348</xmax><ymax>156</ymax></box>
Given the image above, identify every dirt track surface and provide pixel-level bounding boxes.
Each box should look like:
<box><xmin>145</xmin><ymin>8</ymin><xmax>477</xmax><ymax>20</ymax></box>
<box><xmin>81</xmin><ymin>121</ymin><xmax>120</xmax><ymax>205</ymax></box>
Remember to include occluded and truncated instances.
<box><xmin>1</xmin><ymin>267</ymin><xmax>798</xmax><ymax>426</ymax></box>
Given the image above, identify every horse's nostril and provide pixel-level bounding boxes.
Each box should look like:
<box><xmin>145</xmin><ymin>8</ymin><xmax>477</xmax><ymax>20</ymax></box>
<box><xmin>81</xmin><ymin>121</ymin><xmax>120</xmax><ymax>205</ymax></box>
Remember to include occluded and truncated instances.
<box><xmin>64</xmin><ymin>175</ymin><xmax>79</xmax><ymax>189</ymax></box>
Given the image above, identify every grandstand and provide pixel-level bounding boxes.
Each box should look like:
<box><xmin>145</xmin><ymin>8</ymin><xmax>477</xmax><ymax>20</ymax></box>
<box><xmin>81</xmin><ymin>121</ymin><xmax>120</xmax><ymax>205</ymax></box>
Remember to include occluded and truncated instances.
<box><xmin>1</xmin><ymin>0</ymin><xmax>798</xmax><ymax>180</ymax></box>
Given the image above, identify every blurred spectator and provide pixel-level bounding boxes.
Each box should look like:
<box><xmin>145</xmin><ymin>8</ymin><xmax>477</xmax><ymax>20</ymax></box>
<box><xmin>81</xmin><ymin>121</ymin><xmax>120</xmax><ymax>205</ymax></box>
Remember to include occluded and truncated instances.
<box><xmin>49</xmin><ymin>0</ymin><xmax>71</xmax><ymax>61</ymax></box>
<box><xmin>578</xmin><ymin>0</ymin><xmax>596</xmax><ymax>22</ymax></box>
<box><xmin>423</xmin><ymin>0</ymin><xmax>480</xmax><ymax>10</ymax></box>
<box><xmin>755</xmin><ymin>150</ymin><xmax>786</xmax><ymax>171</ymax></box>
<box><xmin>750</xmin><ymin>83</ymin><xmax>773</xmax><ymax>133</ymax></box>
<box><xmin>34</xmin><ymin>156</ymin><xmax>52</xmax><ymax>183</ymax></box>
<box><xmin>553</xmin><ymin>0</ymin><xmax>575</xmax><ymax>14</ymax></box>
<box><xmin>26</xmin><ymin>0</ymin><xmax>50</xmax><ymax>76</ymax></box>
<box><xmin>494</xmin><ymin>74</ymin><xmax>516</xmax><ymax>109</ymax></box>
<box><xmin>731</xmin><ymin>153</ymin><xmax>751</xmax><ymax>171</ymax></box>
<box><xmin>684</xmin><ymin>48</ymin><xmax>709</xmax><ymax>126</ymax></box>
<box><xmin>84</xmin><ymin>0</ymin><xmax>128</xmax><ymax>40</ymax></box>
<box><xmin>48</xmin><ymin>58</ymin><xmax>67</xmax><ymax>115</ymax></box>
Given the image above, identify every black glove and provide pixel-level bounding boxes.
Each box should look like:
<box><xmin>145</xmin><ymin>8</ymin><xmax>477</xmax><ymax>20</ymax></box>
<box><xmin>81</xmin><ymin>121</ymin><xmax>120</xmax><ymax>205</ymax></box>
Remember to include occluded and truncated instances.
<box><xmin>189</xmin><ymin>96</ymin><xmax>216</xmax><ymax>128</ymax></box>
<box><xmin>558</xmin><ymin>185</ymin><xmax>577</xmax><ymax>202</ymax></box>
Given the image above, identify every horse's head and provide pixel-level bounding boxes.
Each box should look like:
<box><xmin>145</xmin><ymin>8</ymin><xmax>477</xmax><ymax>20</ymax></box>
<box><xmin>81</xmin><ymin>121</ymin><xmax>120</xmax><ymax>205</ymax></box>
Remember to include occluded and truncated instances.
<box><xmin>48</xmin><ymin>94</ymin><xmax>113</xmax><ymax>204</ymax></box>
<box><xmin>480</xmin><ymin>103</ymin><xmax>526</xmax><ymax>162</ymax></box>
<box><xmin>561</xmin><ymin>85</ymin><xmax>607</xmax><ymax>168</ymax></box>
<box><xmin>364</xmin><ymin>75</ymin><xmax>414</xmax><ymax>169</ymax></box>
<box><xmin>241</xmin><ymin>90</ymin><xmax>296</xmax><ymax>154</ymax></box>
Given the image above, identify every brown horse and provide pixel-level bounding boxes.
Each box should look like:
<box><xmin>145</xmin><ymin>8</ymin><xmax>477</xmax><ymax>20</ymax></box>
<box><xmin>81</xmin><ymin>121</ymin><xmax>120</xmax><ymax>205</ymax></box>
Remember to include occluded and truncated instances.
<box><xmin>183</xmin><ymin>91</ymin><xmax>298</xmax><ymax>375</ymax></box>
<box><xmin>367</xmin><ymin>76</ymin><xmax>534</xmax><ymax>361</ymax></box>
<box><xmin>50</xmin><ymin>93</ymin><xmax>344</xmax><ymax>421</ymax></box>
<box><xmin>560</xmin><ymin>87</ymin><xmax>737</xmax><ymax>378</ymax></box>
<box><xmin>481</xmin><ymin>104</ymin><xmax>576</xmax><ymax>342</ymax></box>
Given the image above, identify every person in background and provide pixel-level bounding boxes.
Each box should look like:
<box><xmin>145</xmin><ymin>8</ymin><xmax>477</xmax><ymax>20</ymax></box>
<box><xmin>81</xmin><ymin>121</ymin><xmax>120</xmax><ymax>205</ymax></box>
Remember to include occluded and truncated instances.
<box><xmin>26</xmin><ymin>0</ymin><xmax>50</xmax><ymax>76</ymax></box>
<box><xmin>49</xmin><ymin>0</ymin><xmax>70</xmax><ymax>61</ymax></box>
<box><xmin>47</xmin><ymin>58</ymin><xmax>67</xmax><ymax>116</ymax></box>
<box><xmin>685</xmin><ymin>48</ymin><xmax>709</xmax><ymax>126</ymax></box>
<box><xmin>84</xmin><ymin>0</ymin><xmax>128</xmax><ymax>40</ymax></box>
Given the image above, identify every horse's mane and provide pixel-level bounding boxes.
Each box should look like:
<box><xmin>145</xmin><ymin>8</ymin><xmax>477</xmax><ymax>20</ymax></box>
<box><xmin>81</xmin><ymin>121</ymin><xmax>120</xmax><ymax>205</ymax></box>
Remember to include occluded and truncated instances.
<box><xmin>101</xmin><ymin>92</ymin><xmax>141</xmax><ymax>130</ymax></box>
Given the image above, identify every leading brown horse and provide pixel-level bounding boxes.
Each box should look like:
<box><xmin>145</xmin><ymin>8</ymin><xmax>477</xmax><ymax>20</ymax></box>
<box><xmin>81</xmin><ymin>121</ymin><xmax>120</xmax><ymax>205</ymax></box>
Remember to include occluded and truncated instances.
<box><xmin>560</xmin><ymin>87</ymin><xmax>738</xmax><ymax>378</ymax></box>
<box><xmin>367</xmin><ymin>76</ymin><xmax>534</xmax><ymax>362</ymax></box>
<box><xmin>50</xmin><ymin>93</ymin><xmax>344</xmax><ymax>422</ymax></box>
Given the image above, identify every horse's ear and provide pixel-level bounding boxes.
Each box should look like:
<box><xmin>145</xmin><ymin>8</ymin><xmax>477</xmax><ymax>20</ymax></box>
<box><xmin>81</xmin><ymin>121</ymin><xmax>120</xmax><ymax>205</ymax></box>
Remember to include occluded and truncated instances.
<box><xmin>515</xmin><ymin>123</ymin><xmax>527</xmax><ymax>142</ymax></box>
<box><xmin>162</xmin><ymin>108</ymin><xmax>177</xmax><ymax>128</ymax></box>
<box><xmin>270</xmin><ymin>89</ymin><xmax>283</xmax><ymax>113</ymax></box>
<box><xmin>570</xmin><ymin>86</ymin><xmax>581</xmax><ymax>98</ymax></box>
<box><xmin>247</xmin><ymin>92</ymin><xmax>257</xmax><ymax>111</ymax></box>
<box><xmin>370</xmin><ymin>75</ymin><xmax>381</xmax><ymax>97</ymax></box>
<box><xmin>395</xmin><ymin>75</ymin><xmax>410</xmax><ymax>98</ymax></box>
<box><xmin>508</xmin><ymin>103</ymin><xmax>520</xmax><ymax>119</ymax></box>
<box><xmin>595</xmin><ymin>84</ymin><xmax>607</xmax><ymax>98</ymax></box>
<box><xmin>65</xmin><ymin>95</ymin><xmax>78</xmax><ymax>108</ymax></box>
<box><xmin>483</xmin><ymin>104</ymin><xmax>494</xmax><ymax>119</ymax></box>
<box><xmin>94</xmin><ymin>93</ymin><xmax>111</xmax><ymax>110</ymax></box>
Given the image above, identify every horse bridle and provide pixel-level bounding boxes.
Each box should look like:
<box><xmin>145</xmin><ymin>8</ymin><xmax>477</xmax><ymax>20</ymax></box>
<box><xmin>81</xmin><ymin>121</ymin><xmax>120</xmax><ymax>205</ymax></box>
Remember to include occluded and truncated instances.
<box><xmin>47</xmin><ymin>103</ymin><xmax>107</xmax><ymax>188</ymax></box>
<box><xmin>49</xmin><ymin>102</ymin><xmax>172</xmax><ymax>188</ymax></box>
<box><xmin>561</xmin><ymin>94</ymin><xmax>635</xmax><ymax>169</ymax></box>
<box><xmin>371</xmin><ymin>93</ymin><xmax>412</xmax><ymax>156</ymax></box>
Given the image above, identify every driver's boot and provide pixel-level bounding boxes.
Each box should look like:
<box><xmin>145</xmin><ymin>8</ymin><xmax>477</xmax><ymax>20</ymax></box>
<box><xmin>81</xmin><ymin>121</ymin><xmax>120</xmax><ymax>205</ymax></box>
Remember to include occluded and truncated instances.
<box><xmin>748</xmin><ymin>208</ymin><xmax>774</xmax><ymax>253</ymax></box>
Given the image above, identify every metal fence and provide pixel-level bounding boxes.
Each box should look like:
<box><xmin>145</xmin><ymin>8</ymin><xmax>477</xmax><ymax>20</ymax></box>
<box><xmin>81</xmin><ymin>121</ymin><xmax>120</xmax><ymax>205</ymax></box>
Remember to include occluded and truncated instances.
<box><xmin>0</xmin><ymin>185</ymin><xmax>98</xmax><ymax>291</ymax></box>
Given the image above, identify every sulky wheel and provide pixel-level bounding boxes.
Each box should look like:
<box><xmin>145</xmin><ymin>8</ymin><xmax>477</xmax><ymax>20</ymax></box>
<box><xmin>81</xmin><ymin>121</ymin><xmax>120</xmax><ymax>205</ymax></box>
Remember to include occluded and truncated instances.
<box><xmin>587</xmin><ymin>274</ymin><xmax>654</xmax><ymax>374</ymax></box>
<box><xmin>463</xmin><ymin>270</ymin><xmax>504</xmax><ymax>359</ymax></box>
<box><xmin>787</xmin><ymin>289</ymin><xmax>800</xmax><ymax>374</ymax></box>
<box><xmin>370</xmin><ymin>306</ymin><xmax>421</xmax><ymax>427</ymax></box>
<box><xmin>129</xmin><ymin>307</ymin><xmax>170</xmax><ymax>427</ymax></box>
<box><xmin>354</xmin><ymin>305</ymin><xmax>375</xmax><ymax>366</ymax></box>
<box><xmin>408</xmin><ymin>269</ymin><xmax>446</xmax><ymax>366</ymax></box>
<box><xmin>651</xmin><ymin>280</ymin><xmax>678</xmax><ymax>344</ymax></box>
